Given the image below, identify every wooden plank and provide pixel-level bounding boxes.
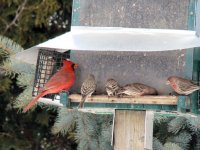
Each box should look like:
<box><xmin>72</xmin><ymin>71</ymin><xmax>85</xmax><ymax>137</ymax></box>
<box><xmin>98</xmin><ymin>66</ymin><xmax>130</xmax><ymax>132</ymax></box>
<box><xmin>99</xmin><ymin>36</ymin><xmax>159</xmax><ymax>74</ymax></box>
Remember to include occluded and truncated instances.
<box><xmin>69</xmin><ymin>94</ymin><xmax>178</xmax><ymax>105</ymax></box>
<box><xmin>144</xmin><ymin>111</ymin><xmax>154</xmax><ymax>150</ymax></box>
<box><xmin>76</xmin><ymin>108</ymin><xmax>114</xmax><ymax>114</ymax></box>
<box><xmin>114</xmin><ymin>110</ymin><xmax>145</xmax><ymax>150</ymax></box>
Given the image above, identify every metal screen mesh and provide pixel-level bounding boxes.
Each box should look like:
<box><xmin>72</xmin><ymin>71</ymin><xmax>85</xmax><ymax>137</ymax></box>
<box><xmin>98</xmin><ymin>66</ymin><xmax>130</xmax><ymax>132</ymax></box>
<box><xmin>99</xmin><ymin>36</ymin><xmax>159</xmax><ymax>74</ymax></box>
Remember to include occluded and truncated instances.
<box><xmin>32</xmin><ymin>49</ymin><xmax>70</xmax><ymax>99</ymax></box>
<box><xmin>73</xmin><ymin>0</ymin><xmax>190</xmax><ymax>29</ymax></box>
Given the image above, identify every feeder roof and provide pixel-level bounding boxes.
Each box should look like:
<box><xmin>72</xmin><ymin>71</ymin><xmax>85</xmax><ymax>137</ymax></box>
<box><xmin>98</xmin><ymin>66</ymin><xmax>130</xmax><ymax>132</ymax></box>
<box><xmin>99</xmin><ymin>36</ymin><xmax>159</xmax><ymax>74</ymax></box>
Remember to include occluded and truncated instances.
<box><xmin>14</xmin><ymin>26</ymin><xmax>200</xmax><ymax>65</ymax></box>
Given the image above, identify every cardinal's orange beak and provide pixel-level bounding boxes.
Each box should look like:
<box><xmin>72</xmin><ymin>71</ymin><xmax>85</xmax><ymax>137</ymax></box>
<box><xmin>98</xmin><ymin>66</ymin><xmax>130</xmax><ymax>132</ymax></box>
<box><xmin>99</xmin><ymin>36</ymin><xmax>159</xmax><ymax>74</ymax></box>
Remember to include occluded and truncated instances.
<box><xmin>74</xmin><ymin>64</ymin><xmax>78</xmax><ymax>69</ymax></box>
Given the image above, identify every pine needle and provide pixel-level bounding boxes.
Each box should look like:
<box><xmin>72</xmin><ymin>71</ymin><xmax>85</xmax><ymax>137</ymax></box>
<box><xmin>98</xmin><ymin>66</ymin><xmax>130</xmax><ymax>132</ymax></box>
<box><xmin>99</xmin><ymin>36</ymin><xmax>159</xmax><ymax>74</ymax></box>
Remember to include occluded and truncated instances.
<box><xmin>163</xmin><ymin>142</ymin><xmax>183</xmax><ymax>150</ymax></box>
<box><xmin>13</xmin><ymin>86</ymin><xmax>34</xmax><ymax>110</ymax></box>
<box><xmin>167</xmin><ymin>132</ymin><xmax>191</xmax><ymax>149</ymax></box>
<box><xmin>0</xmin><ymin>35</ymin><xmax>23</xmax><ymax>57</ymax></box>
<box><xmin>52</xmin><ymin>108</ymin><xmax>78</xmax><ymax>135</ymax></box>
<box><xmin>168</xmin><ymin>117</ymin><xmax>187</xmax><ymax>134</ymax></box>
<box><xmin>153</xmin><ymin>137</ymin><xmax>163</xmax><ymax>150</ymax></box>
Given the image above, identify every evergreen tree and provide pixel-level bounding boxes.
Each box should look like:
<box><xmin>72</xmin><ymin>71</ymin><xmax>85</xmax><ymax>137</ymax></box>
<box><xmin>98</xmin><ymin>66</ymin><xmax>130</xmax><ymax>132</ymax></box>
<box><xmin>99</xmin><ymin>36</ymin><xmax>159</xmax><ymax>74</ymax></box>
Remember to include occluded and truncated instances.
<box><xmin>153</xmin><ymin>113</ymin><xmax>200</xmax><ymax>150</ymax></box>
<box><xmin>0</xmin><ymin>0</ymin><xmax>72</xmax><ymax>48</ymax></box>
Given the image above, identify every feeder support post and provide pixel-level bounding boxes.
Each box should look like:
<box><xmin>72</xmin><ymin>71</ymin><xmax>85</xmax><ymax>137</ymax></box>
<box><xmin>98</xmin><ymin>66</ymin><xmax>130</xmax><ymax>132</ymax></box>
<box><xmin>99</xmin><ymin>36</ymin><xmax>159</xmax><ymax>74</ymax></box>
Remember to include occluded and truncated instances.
<box><xmin>113</xmin><ymin>110</ymin><xmax>153</xmax><ymax>150</ymax></box>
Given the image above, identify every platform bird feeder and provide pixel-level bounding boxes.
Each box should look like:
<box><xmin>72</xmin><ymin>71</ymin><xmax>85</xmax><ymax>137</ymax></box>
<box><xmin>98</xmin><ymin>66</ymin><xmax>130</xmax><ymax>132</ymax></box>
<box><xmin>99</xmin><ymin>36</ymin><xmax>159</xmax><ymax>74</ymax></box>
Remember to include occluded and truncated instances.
<box><xmin>14</xmin><ymin>0</ymin><xmax>200</xmax><ymax>149</ymax></box>
<box><xmin>14</xmin><ymin>0</ymin><xmax>200</xmax><ymax>114</ymax></box>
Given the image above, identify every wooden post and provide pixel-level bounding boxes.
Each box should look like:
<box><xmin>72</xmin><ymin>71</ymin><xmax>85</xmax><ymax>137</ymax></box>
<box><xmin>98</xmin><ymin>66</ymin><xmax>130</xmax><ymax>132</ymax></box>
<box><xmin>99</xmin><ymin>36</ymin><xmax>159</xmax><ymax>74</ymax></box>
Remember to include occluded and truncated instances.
<box><xmin>114</xmin><ymin>110</ymin><xmax>146</xmax><ymax>150</ymax></box>
<box><xmin>144</xmin><ymin>111</ymin><xmax>154</xmax><ymax>150</ymax></box>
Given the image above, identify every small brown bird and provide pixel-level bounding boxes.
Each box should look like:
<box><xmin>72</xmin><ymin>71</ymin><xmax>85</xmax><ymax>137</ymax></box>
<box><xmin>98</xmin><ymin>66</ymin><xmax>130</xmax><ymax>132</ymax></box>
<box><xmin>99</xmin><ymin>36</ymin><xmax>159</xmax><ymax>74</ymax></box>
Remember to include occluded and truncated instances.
<box><xmin>105</xmin><ymin>78</ymin><xmax>120</xmax><ymax>96</ymax></box>
<box><xmin>166</xmin><ymin>76</ymin><xmax>200</xmax><ymax>95</ymax></box>
<box><xmin>117</xmin><ymin>83</ymin><xmax>158</xmax><ymax>97</ymax></box>
<box><xmin>78</xmin><ymin>74</ymin><xmax>96</xmax><ymax>108</ymax></box>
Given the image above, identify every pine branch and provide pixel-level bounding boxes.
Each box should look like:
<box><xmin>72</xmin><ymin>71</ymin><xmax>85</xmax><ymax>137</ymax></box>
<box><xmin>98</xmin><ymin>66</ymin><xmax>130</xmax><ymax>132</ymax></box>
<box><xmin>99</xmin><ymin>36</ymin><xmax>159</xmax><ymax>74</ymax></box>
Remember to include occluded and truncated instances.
<box><xmin>52</xmin><ymin>108</ymin><xmax>78</xmax><ymax>135</ymax></box>
<box><xmin>154</xmin><ymin>113</ymin><xmax>171</xmax><ymax>124</ymax></box>
<box><xmin>13</xmin><ymin>86</ymin><xmax>33</xmax><ymax>110</ymax></box>
<box><xmin>75</xmin><ymin>112</ymin><xmax>113</xmax><ymax>150</ymax></box>
<box><xmin>0</xmin><ymin>35</ymin><xmax>24</xmax><ymax>56</ymax></box>
<box><xmin>153</xmin><ymin>137</ymin><xmax>163</xmax><ymax>150</ymax></box>
<box><xmin>1</xmin><ymin>58</ymin><xmax>35</xmax><ymax>76</ymax></box>
<box><xmin>185</xmin><ymin>116</ymin><xmax>200</xmax><ymax>133</ymax></box>
<box><xmin>76</xmin><ymin>112</ymin><xmax>99</xmax><ymax>150</ymax></box>
<box><xmin>3</xmin><ymin>0</ymin><xmax>28</xmax><ymax>34</ymax></box>
<box><xmin>168</xmin><ymin>117</ymin><xmax>187</xmax><ymax>134</ymax></box>
<box><xmin>167</xmin><ymin>132</ymin><xmax>192</xmax><ymax>150</ymax></box>
<box><xmin>17</xmin><ymin>73</ymin><xmax>34</xmax><ymax>87</ymax></box>
<box><xmin>154</xmin><ymin>116</ymin><xmax>174</xmax><ymax>144</ymax></box>
<box><xmin>98</xmin><ymin>115</ymin><xmax>113</xmax><ymax>150</ymax></box>
<box><xmin>37</xmin><ymin>102</ymin><xmax>59</xmax><ymax>111</ymax></box>
<box><xmin>163</xmin><ymin>142</ymin><xmax>183</xmax><ymax>150</ymax></box>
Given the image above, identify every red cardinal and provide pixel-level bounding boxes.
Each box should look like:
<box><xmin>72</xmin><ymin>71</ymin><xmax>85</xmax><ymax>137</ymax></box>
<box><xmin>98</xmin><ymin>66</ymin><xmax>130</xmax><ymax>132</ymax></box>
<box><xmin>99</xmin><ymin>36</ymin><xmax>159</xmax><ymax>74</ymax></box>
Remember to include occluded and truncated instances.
<box><xmin>23</xmin><ymin>59</ymin><xmax>78</xmax><ymax>113</ymax></box>
<box><xmin>166</xmin><ymin>76</ymin><xmax>200</xmax><ymax>95</ymax></box>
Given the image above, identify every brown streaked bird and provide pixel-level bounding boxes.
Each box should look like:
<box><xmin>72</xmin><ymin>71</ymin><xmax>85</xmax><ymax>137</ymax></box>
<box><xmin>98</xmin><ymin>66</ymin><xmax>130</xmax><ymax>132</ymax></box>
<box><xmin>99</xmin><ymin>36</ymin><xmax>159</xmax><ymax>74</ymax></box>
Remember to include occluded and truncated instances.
<box><xmin>116</xmin><ymin>83</ymin><xmax>158</xmax><ymax>97</ymax></box>
<box><xmin>78</xmin><ymin>74</ymin><xmax>96</xmax><ymax>108</ymax></box>
<box><xmin>166</xmin><ymin>76</ymin><xmax>200</xmax><ymax>95</ymax></box>
<box><xmin>105</xmin><ymin>78</ymin><xmax>120</xmax><ymax>96</ymax></box>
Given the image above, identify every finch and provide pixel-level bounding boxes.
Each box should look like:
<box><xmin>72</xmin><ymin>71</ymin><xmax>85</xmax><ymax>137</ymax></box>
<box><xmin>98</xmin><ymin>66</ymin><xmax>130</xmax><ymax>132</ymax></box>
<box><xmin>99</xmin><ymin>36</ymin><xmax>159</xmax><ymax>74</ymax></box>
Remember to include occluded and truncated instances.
<box><xmin>105</xmin><ymin>78</ymin><xmax>120</xmax><ymax>96</ymax></box>
<box><xmin>78</xmin><ymin>74</ymin><xmax>96</xmax><ymax>108</ymax></box>
<box><xmin>23</xmin><ymin>59</ymin><xmax>78</xmax><ymax>113</ymax></box>
<box><xmin>166</xmin><ymin>76</ymin><xmax>200</xmax><ymax>95</ymax></box>
<box><xmin>117</xmin><ymin>83</ymin><xmax>158</xmax><ymax>97</ymax></box>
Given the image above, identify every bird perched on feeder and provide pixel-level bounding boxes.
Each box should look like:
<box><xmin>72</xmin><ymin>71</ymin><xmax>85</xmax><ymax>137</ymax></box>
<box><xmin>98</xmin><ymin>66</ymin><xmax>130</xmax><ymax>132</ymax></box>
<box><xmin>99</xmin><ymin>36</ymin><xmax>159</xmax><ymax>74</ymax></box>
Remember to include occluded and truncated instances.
<box><xmin>78</xmin><ymin>74</ymin><xmax>96</xmax><ymax>108</ymax></box>
<box><xmin>116</xmin><ymin>83</ymin><xmax>158</xmax><ymax>97</ymax></box>
<box><xmin>166</xmin><ymin>76</ymin><xmax>200</xmax><ymax>95</ymax></box>
<box><xmin>105</xmin><ymin>78</ymin><xmax>120</xmax><ymax>96</ymax></box>
<box><xmin>23</xmin><ymin>59</ymin><xmax>78</xmax><ymax>113</ymax></box>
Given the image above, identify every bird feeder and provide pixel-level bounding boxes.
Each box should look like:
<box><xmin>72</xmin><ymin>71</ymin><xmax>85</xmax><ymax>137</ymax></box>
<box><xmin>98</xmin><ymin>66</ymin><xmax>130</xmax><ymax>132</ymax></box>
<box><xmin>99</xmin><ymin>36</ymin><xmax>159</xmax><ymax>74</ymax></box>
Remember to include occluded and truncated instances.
<box><xmin>13</xmin><ymin>0</ymin><xmax>200</xmax><ymax>149</ymax></box>
<box><xmin>14</xmin><ymin>0</ymin><xmax>200</xmax><ymax>114</ymax></box>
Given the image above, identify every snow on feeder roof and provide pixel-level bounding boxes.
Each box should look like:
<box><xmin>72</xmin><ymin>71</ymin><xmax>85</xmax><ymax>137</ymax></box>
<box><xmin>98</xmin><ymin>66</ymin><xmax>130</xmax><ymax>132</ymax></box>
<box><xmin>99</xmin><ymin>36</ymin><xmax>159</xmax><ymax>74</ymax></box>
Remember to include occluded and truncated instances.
<box><xmin>14</xmin><ymin>26</ymin><xmax>200</xmax><ymax>65</ymax></box>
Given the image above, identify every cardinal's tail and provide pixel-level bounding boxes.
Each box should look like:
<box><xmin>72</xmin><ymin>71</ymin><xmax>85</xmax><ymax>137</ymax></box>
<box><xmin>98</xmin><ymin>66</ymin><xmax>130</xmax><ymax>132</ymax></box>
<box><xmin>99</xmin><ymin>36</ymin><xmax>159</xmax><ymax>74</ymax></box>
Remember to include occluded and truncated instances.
<box><xmin>78</xmin><ymin>95</ymin><xmax>87</xmax><ymax>108</ymax></box>
<box><xmin>22</xmin><ymin>91</ymin><xmax>47</xmax><ymax>113</ymax></box>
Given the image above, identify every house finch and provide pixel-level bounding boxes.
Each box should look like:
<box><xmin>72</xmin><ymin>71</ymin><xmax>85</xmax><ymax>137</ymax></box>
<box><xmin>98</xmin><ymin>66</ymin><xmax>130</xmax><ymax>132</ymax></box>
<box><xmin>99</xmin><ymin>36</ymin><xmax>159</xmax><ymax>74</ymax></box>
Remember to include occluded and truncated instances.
<box><xmin>117</xmin><ymin>83</ymin><xmax>158</xmax><ymax>97</ymax></box>
<box><xmin>166</xmin><ymin>76</ymin><xmax>200</xmax><ymax>95</ymax></box>
<box><xmin>105</xmin><ymin>78</ymin><xmax>120</xmax><ymax>96</ymax></box>
<box><xmin>23</xmin><ymin>59</ymin><xmax>78</xmax><ymax>113</ymax></box>
<box><xmin>78</xmin><ymin>74</ymin><xmax>96</xmax><ymax>108</ymax></box>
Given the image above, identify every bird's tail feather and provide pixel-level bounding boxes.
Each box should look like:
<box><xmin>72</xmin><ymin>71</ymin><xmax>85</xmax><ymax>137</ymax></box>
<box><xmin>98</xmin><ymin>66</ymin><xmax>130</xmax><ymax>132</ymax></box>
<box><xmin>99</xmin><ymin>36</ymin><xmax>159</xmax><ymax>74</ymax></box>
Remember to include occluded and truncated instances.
<box><xmin>78</xmin><ymin>95</ymin><xmax>87</xmax><ymax>108</ymax></box>
<box><xmin>22</xmin><ymin>91</ymin><xmax>47</xmax><ymax>113</ymax></box>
